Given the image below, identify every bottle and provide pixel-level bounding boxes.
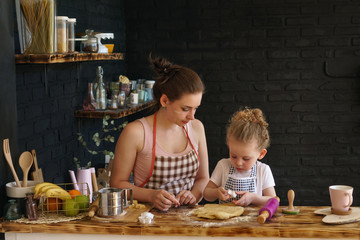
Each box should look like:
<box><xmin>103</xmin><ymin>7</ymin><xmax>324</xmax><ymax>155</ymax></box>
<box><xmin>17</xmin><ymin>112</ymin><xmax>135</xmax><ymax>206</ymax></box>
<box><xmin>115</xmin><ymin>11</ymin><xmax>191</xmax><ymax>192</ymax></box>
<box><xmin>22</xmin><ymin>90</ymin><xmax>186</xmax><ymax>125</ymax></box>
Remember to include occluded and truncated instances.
<box><xmin>67</xmin><ymin>18</ymin><xmax>76</xmax><ymax>52</ymax></box>
<box><xmin>118</xmin><ymin>90</ymin><xmax>126</xmax><ymax>108</ymax></box>
<box><xmin>94</xmin><ymin>66</ymin><xmax>107</xmax><ymax>110</ymax></box>
<box><xmin>25</xmin><ymin>193</ymin><xmax>38</xmax><ymax>221</ymax></box>
<box><xmin>83</xmin><ymin>82</ymin><xmax>97</xmax><ymax>110</ymax></box>
<box><xmin>105</xmin><ymin>155</ymin><xmax>110</xmax><ymax>169</ymax></box>
<box><xmin>4</xmin><ymin>199</ymin><xmax>21</xmax><ymax>220</ymax></box>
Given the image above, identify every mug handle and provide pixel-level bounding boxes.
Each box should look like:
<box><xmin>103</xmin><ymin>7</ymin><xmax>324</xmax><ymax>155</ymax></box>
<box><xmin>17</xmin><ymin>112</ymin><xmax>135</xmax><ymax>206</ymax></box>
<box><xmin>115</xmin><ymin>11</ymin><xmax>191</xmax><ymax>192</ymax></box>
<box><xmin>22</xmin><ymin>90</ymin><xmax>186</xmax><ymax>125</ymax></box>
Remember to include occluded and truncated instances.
<box><xmin>344</xmin><ymin>193</ymin><xmax>353</xmax><ymax>208</ymax></box>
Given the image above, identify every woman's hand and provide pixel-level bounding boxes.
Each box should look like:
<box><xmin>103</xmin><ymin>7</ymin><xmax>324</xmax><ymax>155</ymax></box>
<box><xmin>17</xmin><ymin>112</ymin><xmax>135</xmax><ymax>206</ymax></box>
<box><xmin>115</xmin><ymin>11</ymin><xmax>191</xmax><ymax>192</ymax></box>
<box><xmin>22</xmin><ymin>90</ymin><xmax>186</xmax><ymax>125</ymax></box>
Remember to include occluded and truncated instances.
<box><xmin>233</xmin><ymin>191</ymin><xmax>256</xmax><ymax>206</ymax></box>
<box><xmin>176</xmin><ymin>190</ymin><xmax>197</xmax><ymax>206</ymax></box>
<box><xmin>151</xmin><ymin>189</ymin><xmax>180</xmax><ymax>211</ymax></box>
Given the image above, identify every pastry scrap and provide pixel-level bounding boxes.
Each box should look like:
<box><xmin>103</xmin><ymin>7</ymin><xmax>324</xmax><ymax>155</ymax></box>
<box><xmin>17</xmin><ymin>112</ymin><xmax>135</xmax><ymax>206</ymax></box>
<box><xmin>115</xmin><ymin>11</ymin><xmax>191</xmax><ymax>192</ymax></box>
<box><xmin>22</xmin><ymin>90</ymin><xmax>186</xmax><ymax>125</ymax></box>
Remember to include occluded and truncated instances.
<box><xmin>128</xmin><ymin>200</ymin><xmax>146</xmax><ymax>209</ymax></box>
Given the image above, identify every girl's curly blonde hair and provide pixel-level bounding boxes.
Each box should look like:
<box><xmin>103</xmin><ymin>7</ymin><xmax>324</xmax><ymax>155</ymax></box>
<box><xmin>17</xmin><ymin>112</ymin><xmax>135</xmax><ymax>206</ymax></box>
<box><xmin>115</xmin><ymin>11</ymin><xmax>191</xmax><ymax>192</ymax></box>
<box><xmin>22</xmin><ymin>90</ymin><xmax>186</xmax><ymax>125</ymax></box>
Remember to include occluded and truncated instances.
<box><xmin>226</xmin><ymin>107</ymin><xmax>270</xmax><ymax>150</ymax></box>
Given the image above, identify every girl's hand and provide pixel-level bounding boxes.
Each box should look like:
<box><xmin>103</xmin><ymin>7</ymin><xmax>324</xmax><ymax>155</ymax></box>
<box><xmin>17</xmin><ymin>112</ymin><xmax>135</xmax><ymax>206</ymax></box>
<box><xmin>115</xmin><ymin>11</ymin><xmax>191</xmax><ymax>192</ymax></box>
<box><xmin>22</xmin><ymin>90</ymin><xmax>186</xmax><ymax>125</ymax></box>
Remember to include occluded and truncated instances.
<box><xmin>151</xmin><ymin>189</ymin><xmax>180</xmax><ymax>211</ymax></box>
<box><xmin>218</xmin><ymin>187</ymin><xmax>231</xmax><ymax>201</ymax></box>
<box><xmin>176</xmin><ymin>190</ymin><xmax>196</xmax><ymax>206</ymax></box>
<box><xmin>233</xmin><ymin>191</ymin><xmax>256</xmax><ymax>207</ymax></box>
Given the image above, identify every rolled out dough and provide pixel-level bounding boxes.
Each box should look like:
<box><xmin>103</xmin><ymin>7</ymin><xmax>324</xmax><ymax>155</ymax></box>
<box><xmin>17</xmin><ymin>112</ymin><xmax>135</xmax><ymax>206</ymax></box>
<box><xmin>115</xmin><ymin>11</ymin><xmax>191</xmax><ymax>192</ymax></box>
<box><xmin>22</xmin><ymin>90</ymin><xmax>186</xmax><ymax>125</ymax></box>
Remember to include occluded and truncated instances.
<box><xmin>192</xmin><ymin>204</ymin><xmax>244</xmax><ymax>220</ymax></box>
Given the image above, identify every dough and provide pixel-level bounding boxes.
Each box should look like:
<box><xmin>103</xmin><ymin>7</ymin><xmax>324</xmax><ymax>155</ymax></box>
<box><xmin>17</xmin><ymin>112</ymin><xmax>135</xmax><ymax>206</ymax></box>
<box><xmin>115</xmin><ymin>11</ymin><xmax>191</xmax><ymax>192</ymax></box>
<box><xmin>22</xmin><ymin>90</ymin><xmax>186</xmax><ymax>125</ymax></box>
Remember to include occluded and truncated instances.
<box><xmin>192</xmin><ymin>204</ymin><xmax>244</xmax><ymax>220</ymax></box>
<box><xmin>128</xmin><ymin>200</ymin><xmax>146</xmax><ymax>209</ymax></box>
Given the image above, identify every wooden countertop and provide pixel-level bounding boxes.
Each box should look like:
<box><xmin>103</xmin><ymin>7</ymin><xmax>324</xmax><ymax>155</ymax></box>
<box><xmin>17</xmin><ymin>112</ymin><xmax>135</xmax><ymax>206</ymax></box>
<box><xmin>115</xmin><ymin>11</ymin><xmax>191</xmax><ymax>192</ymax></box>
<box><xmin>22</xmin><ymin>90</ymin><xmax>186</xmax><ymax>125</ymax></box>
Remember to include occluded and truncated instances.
<box><xmin>1</xmin><ymin>206</ymin><xmax>359</xmax><ymax>239</ymax></box>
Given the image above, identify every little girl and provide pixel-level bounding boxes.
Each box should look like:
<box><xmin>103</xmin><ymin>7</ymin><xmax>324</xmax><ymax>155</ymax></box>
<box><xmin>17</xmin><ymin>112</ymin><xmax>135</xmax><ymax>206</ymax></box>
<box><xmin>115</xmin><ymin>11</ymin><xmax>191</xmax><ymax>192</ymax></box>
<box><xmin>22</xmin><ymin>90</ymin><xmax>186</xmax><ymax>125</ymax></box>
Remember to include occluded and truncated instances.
<box><xmin>203</xmin><ymin>107</ymin><xmax>276</xmax><ymax>206</ymax></box>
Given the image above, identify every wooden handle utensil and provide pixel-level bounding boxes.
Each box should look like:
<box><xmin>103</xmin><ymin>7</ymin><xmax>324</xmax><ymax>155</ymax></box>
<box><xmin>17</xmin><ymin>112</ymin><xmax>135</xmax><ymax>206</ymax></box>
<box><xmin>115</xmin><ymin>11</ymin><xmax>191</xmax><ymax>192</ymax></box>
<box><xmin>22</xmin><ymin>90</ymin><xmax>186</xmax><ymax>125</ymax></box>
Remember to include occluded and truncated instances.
<box><xmin>3</xmin><ymin>139</ymin><xmax>21</xmax><ymax>187</ymax></box>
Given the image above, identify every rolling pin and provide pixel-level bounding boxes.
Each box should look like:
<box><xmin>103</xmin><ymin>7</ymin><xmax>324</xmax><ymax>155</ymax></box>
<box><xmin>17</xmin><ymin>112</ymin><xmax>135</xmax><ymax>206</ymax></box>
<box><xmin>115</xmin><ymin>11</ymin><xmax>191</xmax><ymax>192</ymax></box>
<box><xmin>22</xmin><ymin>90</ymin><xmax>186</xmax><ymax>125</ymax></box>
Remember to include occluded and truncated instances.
<box><xmin>88</xmin><ymin>167</ymin><xmax>99</xmax><ymax>217</ymax></box>
<box><xmin>88</xmin><ymin>198</ymin><xmax>99</xmax><ymax>217</ymax></box>
<box><xmin>257</xmin><ymin>197</ymin><xmax>280</xmax><ymax>224</ymax></box>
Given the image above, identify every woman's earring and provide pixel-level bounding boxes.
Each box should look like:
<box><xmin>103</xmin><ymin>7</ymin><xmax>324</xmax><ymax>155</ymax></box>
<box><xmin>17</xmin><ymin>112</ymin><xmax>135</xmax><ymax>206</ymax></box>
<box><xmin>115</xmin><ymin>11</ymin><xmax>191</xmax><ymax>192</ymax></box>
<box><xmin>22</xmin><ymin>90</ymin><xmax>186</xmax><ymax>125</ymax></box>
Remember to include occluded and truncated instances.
<box><xmin>163</xmin><ymin>106</ymin><xmax>166</xmax><ymax>110</ymax></box>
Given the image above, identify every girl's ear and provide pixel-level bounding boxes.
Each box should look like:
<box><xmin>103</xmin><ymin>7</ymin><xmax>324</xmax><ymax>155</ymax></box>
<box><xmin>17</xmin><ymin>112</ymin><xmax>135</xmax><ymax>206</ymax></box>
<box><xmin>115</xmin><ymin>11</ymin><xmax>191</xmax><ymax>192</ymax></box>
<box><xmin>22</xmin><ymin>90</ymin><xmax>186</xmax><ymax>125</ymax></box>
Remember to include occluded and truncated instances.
<box><xmin>160</xmin><ymin>94</ymin><xmax>169</xmax><ymax>107</ymax></box>
<box><xmin>258</xmin><ymin>149</ymin><xmax>267</xmax><ymax>160</ymax></box>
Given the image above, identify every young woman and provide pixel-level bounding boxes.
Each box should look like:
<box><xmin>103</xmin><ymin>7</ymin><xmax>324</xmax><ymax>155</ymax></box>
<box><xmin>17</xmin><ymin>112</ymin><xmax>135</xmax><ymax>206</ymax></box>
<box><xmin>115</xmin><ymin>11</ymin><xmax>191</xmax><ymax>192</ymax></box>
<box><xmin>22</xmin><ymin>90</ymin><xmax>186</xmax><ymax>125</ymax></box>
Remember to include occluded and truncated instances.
<box><xmin>110</xmin><ymin>55</ymin><xmax>209</xmax><ymax>211</ymax></box>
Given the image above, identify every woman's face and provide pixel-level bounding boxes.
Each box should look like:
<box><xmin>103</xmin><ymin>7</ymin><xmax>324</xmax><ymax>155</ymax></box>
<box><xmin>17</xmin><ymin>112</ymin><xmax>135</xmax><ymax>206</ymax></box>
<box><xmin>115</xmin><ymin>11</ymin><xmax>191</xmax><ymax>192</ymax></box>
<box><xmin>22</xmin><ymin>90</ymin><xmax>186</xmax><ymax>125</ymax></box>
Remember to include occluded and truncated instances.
<box><xmin>227</xmin><ymin>136</ymin><xmax>266</xmax><ymax>173</ymax></box>
<box><xmin>164</xmin><ymin>92</ymin><xmax>202</xmax><ymax>126</ymax></box>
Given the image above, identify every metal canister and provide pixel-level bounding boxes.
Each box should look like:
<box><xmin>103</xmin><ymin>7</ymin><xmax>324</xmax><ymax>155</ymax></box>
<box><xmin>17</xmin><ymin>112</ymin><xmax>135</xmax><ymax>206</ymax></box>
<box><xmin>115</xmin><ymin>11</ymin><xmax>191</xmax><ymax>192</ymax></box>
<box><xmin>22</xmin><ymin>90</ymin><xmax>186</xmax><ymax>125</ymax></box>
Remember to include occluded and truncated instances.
<box><xmin>97</xmin><ymin>188</ymin><xmax>133</xmax><ymax>217</ymax></box>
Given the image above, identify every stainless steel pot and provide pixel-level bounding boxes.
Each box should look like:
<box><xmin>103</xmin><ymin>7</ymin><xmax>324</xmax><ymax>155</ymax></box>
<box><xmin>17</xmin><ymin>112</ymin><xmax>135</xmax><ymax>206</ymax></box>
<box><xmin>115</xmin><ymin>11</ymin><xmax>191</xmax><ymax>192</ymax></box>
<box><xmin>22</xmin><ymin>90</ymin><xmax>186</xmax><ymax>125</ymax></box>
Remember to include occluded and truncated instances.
<box><xmin>97</xmin><ymin>187</ymin><xmax>133</xmax><ymax>217</ymax></box>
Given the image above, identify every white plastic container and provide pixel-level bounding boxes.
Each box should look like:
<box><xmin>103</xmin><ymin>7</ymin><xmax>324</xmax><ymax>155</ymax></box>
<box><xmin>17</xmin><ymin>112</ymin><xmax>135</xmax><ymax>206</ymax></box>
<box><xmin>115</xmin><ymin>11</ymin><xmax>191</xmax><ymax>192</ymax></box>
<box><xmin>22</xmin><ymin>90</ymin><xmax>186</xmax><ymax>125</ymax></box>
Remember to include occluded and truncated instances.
<box><xmin>67</xmin><ymin>18</ymin><xmax>76</xmax><ymax>52</ymax></box>
<box><xmin>56</xmin><ymin>16</ymin><xmax>69</xmax><ymax>53</ymax></box>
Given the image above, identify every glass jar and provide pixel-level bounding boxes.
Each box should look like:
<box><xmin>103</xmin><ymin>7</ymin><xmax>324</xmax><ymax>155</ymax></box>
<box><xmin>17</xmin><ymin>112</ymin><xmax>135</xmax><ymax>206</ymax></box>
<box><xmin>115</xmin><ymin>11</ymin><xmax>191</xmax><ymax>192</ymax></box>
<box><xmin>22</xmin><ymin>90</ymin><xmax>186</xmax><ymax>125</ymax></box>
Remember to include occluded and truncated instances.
<box><xmin>15</xmin><ymin>0</ymin><xmax>56</xmax><ymax>54</ymax></box>
<box><xmin>56</xmin><ymin>16</ymin><xmax>69</xmax><ymax>53</ymax></box>
<box><xmin>4</xmin><ymin>199</ymin><xmax>21</xmax><ymax>220</ymax></box>
<box><xmin>81</xmin><ymin>29</ymin><xmax>98</xmax><ymax>53</ymax></box>
<box><xmin>67</xmin><ymin>18</ymin><xmax>76</xmax><ymax>52</ymax></box>
<box><xmin>25</xmin><ymin>193</ymin><xmax>38</xmax><ymax>220</ymax></box>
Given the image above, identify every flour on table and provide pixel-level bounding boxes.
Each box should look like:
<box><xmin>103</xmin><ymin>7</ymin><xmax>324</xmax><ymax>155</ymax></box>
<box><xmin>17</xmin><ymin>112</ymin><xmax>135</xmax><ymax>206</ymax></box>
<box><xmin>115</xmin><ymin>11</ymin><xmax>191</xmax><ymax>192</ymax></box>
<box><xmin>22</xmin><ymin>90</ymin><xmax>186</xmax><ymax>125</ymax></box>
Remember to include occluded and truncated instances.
<box><xmin>192</xmin><ymin>204</ymin><xmax>244</xmax><ymax>220</ymax></box>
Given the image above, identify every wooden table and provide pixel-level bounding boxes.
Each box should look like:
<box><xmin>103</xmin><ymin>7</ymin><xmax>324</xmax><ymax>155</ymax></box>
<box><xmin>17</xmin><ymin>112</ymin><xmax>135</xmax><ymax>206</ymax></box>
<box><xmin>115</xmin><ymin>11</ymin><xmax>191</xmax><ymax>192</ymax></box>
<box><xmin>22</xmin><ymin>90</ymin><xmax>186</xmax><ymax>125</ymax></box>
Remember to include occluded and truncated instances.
<box><xmin>1</xmin><ymin>206</ymin><xmax>359</xmax><ymax>239</ymax></box>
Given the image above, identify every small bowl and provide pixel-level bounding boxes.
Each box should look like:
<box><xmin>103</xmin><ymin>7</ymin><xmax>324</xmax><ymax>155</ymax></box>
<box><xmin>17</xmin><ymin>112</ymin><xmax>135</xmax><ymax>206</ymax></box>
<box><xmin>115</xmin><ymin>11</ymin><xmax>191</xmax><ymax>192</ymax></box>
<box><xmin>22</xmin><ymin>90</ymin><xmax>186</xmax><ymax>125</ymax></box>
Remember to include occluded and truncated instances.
<box><xmin>104</xmin><ymin>44</ymin><xmax>114</xmax><ymax>53</ymax></box>
<box><xmin>6</xmin><ymin>181</ymin><xmax>39</xmax><ymax>198</ymax></box>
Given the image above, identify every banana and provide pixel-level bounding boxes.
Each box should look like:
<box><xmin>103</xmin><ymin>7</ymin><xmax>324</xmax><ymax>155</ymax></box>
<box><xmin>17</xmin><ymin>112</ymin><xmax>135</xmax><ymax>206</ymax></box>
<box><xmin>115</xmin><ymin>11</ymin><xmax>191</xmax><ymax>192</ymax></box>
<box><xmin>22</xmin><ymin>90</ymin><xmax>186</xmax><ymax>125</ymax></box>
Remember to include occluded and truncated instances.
<box><xmin>34</xmin><ymin>182</ymin><xmax>58</xmax><ymax>195</ymax></box>
<box><xmin>35</xmin><ymin>185</ymin><xmax>62</xmax><ymax>198</ymax></box>
<box><xmin>45</xmin><ymin>187</ymin><xmax>72</xmax><ymax>200</ymax></box>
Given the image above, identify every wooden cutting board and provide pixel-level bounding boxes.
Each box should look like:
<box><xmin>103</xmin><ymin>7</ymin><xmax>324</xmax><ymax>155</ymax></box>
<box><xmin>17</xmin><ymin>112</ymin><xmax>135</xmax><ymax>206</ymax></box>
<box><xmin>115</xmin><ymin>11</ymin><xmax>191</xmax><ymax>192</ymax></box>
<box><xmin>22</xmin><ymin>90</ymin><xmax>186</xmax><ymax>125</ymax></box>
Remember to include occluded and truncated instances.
<box><xmin>91</xmin><ymin>204</ymin><xmax>153</xmax><ymax>222</ymax></box>
<box><xmin>314</xmin><ymin>207</ymin><xmax>360</xmax><ymax>224</ymax></box>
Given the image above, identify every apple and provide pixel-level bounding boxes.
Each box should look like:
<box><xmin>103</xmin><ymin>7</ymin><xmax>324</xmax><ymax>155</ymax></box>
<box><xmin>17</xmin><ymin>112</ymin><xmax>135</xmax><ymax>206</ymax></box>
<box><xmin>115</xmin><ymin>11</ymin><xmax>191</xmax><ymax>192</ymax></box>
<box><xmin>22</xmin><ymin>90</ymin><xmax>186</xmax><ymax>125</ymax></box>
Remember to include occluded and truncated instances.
<box><xmin>74</xmin><ymin>195</ymin><xmax>90</xmax><ymax>210</ymax></box>
<box><xmin>62</xmin><ymin>198</ymin><xmax>80</xmax><ymax>216</ymax></box>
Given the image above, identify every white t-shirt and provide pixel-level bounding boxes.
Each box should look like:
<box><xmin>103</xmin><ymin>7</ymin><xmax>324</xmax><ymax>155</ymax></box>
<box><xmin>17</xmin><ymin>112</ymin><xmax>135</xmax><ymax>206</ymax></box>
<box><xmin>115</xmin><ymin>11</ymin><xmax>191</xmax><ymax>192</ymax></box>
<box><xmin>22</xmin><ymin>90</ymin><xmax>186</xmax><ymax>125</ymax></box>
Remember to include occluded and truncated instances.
<box><xmin>210</xmin><ymin>158</ymin><xmax>275</xmax><ymax>196</ymax></box>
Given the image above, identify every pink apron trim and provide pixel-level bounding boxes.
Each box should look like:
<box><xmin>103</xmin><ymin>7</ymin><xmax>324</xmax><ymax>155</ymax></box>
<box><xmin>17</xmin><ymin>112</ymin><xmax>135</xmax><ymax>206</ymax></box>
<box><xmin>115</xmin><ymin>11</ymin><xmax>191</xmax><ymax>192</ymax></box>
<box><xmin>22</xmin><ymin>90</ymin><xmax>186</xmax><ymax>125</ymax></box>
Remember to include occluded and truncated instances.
<box><xmin>138</xmin><ymin>112</ymin><xmax>199</xmax><ymax>187</ymax></box>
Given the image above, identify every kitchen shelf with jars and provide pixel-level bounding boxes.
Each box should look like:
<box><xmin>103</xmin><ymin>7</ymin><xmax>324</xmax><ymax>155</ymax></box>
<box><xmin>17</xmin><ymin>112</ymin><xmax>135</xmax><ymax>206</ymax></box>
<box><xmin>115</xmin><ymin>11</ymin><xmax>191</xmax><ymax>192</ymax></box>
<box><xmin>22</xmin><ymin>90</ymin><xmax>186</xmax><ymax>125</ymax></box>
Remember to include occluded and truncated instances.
<box><xmin>75</xmin><ymin>100</ymin><xmax>156</xmax><ymax>119</ymax></box>
<box><xmin>15</xmin><ymin>52</ymin><xmax>124</xmax><ymax>64</ymax></box>
<box><xmin>76</xmin><ymin>68</ymin><xmax>156</xmax><ymax>119</ymax></box>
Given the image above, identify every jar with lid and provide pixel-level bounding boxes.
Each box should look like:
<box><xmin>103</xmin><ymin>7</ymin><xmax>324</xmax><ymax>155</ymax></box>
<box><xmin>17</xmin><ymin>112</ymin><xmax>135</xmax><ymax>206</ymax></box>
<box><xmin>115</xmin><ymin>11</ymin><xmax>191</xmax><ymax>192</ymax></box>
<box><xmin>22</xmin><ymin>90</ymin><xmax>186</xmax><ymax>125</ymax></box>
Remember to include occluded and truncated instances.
<box><xmin>67</xmin><ymin>18</ymin><xmax>76</xmax><ymax>52</ymax></box>
<box><xmin>25</xmin><ymin>193</ymin><xmax>38</xmax><ymax>220</ymax></box>
<box><xmin>56</xmin><ymin>16</ymin><xmax>69</xmax><ymax>53</ymax></box>
<box><xmin>81</xmin><ymin>29</ymin><xmax>98</xmax><ymax>53</ymax></box>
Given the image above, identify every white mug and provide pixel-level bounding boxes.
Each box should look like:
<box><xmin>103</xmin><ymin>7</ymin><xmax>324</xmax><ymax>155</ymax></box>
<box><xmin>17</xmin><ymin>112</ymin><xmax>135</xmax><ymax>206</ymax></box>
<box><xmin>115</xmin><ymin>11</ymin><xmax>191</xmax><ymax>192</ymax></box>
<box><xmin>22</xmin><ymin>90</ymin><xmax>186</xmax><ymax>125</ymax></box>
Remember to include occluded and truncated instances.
<box><xmin>329</xmin><ymin>185</ymin><xmax>353</xmax><ymax>213</ymax></box>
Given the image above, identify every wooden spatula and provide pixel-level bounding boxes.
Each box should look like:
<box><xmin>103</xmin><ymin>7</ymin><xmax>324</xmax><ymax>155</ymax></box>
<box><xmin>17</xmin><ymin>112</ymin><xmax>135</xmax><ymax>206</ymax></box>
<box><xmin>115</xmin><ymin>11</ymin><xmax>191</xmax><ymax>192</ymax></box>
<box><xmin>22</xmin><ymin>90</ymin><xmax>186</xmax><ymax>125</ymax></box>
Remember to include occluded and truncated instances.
<box><xmin>31</xmin><ymin>149</ymin><xmax>44</xmax><ymax>183</ymax></box>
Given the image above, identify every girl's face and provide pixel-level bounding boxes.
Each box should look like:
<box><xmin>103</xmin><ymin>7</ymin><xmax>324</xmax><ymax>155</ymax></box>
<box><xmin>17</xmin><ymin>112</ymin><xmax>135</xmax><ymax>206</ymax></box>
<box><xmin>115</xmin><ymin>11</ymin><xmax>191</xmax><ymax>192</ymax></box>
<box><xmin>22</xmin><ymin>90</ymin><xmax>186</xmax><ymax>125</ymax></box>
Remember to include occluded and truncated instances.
<box><xmin>227</xmin><ymin>136</ymin><xmax>267</xmax><ymax>173</ymax></box>
<box><xmin>163</xmin><ymin>92</ymin><xmax>202</xmax><ymax>126</ymax></box>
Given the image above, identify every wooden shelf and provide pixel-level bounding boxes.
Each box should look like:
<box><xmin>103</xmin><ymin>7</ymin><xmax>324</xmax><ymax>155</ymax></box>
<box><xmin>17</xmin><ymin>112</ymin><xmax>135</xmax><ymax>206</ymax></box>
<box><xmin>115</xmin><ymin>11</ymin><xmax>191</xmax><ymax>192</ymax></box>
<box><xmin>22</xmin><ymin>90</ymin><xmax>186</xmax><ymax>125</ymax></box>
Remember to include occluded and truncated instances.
<box><xmin>75</xmin><ymin>100</ymin><xmax>156</xmax><ymax>119</ymax></box>
<box><xmin>15</xmin><ymin>52</ymin><xmax>124</xmax><ymax>64</ymax></box>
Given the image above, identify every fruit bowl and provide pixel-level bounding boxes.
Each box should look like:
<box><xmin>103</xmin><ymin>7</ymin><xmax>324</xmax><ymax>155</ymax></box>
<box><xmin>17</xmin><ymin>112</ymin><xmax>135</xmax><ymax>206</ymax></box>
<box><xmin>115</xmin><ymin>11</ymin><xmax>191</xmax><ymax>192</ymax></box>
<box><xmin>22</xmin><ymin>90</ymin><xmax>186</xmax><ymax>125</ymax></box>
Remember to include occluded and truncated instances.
<box><xmin>36</xmin><ymin>182</ymin><xmax>90</xmax><ymax>216</ymax></box>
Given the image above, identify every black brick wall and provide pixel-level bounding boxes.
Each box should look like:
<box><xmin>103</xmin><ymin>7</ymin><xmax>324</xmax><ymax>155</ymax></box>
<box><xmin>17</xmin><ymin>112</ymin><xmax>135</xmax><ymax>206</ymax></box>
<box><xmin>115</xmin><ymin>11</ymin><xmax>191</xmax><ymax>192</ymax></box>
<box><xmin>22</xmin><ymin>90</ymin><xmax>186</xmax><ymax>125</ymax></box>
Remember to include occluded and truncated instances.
<box><xmin>14</xmin><ymin>0</ymin><xmax>127</xmax><ymax>184</ymax></box>
<box><xmin>124</xmin><ymin>0</ymin><xmax>360</xmax><ymax>206</ymax></box>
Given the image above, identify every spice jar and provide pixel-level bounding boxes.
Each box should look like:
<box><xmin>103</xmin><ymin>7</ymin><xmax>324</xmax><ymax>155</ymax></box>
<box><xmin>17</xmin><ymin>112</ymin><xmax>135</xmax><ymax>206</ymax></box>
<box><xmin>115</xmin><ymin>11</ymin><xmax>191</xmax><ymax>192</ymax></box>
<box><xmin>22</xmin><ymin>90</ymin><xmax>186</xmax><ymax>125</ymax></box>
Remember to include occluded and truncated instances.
<box><xmin>81</xmin><ymin>29</ymin><xmax>98</xmax><ymax>53</ymax></box>
<box><xmin>56</xmin><ymin>16</ymin><xmax>69</xmax><ymax>53</ymax></box>
<box><xmin>25</xmin><ymin>193</ymin><xmax>38</xmax><ymax>221</ymax></box>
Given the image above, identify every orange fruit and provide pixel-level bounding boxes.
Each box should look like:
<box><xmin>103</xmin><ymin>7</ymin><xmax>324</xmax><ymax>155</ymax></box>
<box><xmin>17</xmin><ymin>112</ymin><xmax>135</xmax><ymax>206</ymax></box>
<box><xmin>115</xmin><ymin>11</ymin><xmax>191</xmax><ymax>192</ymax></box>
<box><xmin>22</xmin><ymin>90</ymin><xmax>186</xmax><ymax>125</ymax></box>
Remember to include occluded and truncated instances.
<box><xmin>68</xmin><ymin>189</ymin><xmax>82</xmax><ymax>199</ymax></box>
<box><xmin>45</xmin><ymin>197</ymin><xmax>62</xmax><ymax>212</ymax></box>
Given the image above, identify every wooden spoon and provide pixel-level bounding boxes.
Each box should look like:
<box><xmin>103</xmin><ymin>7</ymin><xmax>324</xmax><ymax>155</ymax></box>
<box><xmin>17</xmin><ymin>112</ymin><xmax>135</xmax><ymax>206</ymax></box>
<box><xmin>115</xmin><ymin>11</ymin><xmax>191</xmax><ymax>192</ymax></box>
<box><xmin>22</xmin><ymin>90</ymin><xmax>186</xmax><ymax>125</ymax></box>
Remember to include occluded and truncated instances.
<box><xmin>19</xmin><ymin>151</ymin><xmax>33</xmax><ymax>187</ymax></box>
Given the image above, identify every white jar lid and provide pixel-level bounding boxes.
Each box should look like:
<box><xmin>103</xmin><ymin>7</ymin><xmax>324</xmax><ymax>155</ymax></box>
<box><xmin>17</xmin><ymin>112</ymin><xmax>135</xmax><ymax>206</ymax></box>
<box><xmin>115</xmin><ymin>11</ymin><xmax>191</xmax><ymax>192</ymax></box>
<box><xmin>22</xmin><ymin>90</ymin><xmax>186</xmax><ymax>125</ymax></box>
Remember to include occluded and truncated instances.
<box><xmin>56</xmin><ymin>16</ymin><xmax>69</xmax><ymax>21</ymax></box>
<box><xmin>68</xmin><ymin>18</ymin><xmax>76</xmax><ymax>23</ymax></box>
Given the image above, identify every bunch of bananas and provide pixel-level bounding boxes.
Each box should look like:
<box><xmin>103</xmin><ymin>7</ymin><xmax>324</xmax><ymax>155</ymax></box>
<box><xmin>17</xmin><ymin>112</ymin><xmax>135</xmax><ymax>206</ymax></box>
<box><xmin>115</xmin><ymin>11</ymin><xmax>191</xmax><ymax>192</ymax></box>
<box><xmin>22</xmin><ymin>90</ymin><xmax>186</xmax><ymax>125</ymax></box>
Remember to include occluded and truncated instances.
<box><xmin>34</xmin><ymin>182</ymin><xmax>71</xmax><ymax>200</ymax></box>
